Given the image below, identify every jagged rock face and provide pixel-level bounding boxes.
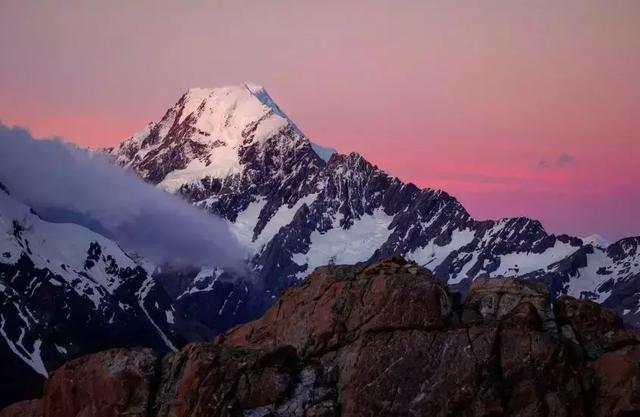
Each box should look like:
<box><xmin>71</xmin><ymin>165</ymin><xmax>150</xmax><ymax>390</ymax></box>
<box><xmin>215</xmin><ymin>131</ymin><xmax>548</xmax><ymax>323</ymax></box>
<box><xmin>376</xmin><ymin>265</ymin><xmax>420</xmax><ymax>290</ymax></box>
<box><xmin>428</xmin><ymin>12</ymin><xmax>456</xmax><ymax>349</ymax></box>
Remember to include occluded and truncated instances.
<box><xmin>6</xmin><ymin>258</ymin><xmax>639</xmax><ymax>417</ymax></box>
<box><xmin>0</xmin><ymin>183</ymin><xmax>201</xmax><ymax>408</ymax></box>
<box><xmin>109</xmin><ymin>84</ymin><xmax>640</xmax><ymax>333</ymax></box>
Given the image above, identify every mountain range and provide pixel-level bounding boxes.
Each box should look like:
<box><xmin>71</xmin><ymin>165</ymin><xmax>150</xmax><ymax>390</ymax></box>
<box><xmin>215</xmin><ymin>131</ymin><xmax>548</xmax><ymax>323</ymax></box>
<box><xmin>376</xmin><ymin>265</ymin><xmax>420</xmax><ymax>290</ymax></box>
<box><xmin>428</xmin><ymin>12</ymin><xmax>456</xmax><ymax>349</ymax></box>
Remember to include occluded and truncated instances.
<box><xmin>110</xmin><ymin>83</ymin><xmax>640</xmax><ymax>327</ymax></box>
<box><xmin>1</xmin><ymin>83</ymin><xmax>639</xmax><ymax>407</ymax></box>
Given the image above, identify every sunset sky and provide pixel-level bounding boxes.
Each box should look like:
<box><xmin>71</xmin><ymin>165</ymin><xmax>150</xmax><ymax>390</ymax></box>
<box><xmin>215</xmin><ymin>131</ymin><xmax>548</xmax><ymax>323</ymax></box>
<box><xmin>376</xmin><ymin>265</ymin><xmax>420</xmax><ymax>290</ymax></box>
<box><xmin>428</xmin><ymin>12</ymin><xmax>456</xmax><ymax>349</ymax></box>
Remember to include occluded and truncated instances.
<box><xmin>1</xmin><ymin>0</ymin><xmax>639</xmax><ymax>240</ymax></box>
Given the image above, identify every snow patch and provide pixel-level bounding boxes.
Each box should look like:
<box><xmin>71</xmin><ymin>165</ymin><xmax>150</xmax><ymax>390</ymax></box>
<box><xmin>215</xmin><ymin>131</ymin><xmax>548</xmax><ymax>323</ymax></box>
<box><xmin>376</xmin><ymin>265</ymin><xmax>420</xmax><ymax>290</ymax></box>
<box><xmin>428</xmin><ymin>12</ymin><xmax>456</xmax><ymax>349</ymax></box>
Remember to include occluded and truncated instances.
<box><xmin>492</xmin><ymin>240</ymin><xmax>580</xmax><ymax>277</ymax></box>
<box><xmin>292</xmin><ymin>208</ymin><xmax>394</xmax><ymax>277</ymax></box>
<box><xmin>582</xmin><ymin>234</ymin><xmax>611</xmax><ymax>249</ymax></box>
<box><xmin>254</xmin><ymin>194</ymin><xmax>318</xmax><ymax>249</ymax></box>
<box><xmin>165</xmin><ymin>310</ymin><xmax>175</xmax><ymax>324</ymax></box>
<box><xmin>230</xmin><ymin>198</ymin><xmax>267</xmax><ymax>247</ymax></box>
<box><xmin>0</xmin><ymin>318</ymin><xmax>47</xmax><ymax>377</ymax></box>
<box><xmin>136</xmin><ymin>277</ymin><xmax>177</xmax><ymax>352</ymax></box>
<box><xmin>177</xmin><ymin>266</ymin><xmax>224</xmax><ymax>299</ymax></box>
<box><xmin>407</xmin><ymin>228</ymin><xmax>476</xmax><ymax>271</ymax></box>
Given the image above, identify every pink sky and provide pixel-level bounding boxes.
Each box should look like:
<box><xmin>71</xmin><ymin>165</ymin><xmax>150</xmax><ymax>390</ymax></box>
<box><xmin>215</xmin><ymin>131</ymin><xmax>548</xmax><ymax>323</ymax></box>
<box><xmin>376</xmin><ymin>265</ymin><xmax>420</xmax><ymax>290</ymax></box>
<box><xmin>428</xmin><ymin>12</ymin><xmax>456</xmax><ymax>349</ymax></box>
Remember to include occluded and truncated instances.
<box><xmin>1</xmin><ymin>1</ymin><xmax>639</xmax><ymax>240</ymax></box>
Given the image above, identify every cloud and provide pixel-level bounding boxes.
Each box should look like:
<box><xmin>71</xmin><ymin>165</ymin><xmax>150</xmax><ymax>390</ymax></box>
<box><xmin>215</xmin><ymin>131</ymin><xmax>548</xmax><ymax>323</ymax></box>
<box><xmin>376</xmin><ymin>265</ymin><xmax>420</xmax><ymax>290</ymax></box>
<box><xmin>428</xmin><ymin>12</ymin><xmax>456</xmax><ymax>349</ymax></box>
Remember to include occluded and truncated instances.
<box><xmin>537</xmin><ymin>153</ymin><xmax>576</xmax><ymax>169</ymax></box>
<box><xmin>556</xmin><ymin>153</ymin><xmax>576</xmax><ymax>167</ymax></box>
<box><xmin>537</xmin><ymin>159</ymin><xmax>551</xmax><ymax>169</ymax></box>
<box><xmin>0</xmin><ymin>123</ymin><xmax>247</xmax><ymax>271</ymax></box>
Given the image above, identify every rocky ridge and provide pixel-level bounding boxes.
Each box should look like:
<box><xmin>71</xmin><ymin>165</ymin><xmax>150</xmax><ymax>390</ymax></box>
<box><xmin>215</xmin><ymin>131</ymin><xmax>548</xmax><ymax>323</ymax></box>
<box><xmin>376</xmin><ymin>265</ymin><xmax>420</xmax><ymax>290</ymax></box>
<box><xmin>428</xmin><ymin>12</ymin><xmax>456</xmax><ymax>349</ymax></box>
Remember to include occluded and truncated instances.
<box><xmin>5</xmin><ymin>257</ymin><xmax>639</xmax><ymax>417</ymax></box>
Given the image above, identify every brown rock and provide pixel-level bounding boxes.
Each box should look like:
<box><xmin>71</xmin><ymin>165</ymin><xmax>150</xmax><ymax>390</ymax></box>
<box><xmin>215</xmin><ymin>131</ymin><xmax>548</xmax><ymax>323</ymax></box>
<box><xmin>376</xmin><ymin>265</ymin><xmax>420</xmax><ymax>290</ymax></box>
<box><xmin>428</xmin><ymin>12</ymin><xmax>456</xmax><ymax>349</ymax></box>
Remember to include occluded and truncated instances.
<box><xmin>555</xmin><ymin>296</ymin><xmax>625</xmax><ymax>359</ymax></box>
<box><xmin>42</xmin><ymin>348</ymin><xmax>157</xmax><ymax>417</ymax></box>
<box><xmin>501</xmin><ymin>301</ymin><xmax>544</xmax><ymax>331</ymax></box>
<box><xmin>220</xmin><ymin>259</ymin><xmax>589</xmax><ymax>417</ymax></box>
<box><xmin>464</xmin><ymin>277</ymin><xmax>556</xmax><ymax>332</ymax></box>
<box><xmin>590</xmin><ymin>344</ymin><xmax>640</xmax><ymax>417</ymax></box>
<box><xmin>220</xmin><ymin>258</ymin><xmax>452</xmax><ymax>356</ymax></box>
<box><xmin>6</xmin><ymin>257</ymin><xmax>640</xmax><ymax>417</ymax></box>
<box><xmin>336</xmin><ymin>327</ymin><xmax>502</xmax><ymax>417</ymax></box>
<box><xmin>0</xmin><ymin>399</ymin><xmax>42</xmax><ymax>417</ymax></box>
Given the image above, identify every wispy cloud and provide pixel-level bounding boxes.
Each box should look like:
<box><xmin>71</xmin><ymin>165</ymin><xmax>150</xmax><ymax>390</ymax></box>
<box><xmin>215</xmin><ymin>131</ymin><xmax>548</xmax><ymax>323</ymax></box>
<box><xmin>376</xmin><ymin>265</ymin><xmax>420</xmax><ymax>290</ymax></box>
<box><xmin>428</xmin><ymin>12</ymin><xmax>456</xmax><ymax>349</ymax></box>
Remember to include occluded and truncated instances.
<box><xmin>557</xmin><ymin>153</ymin><xmax>576</xmax><ymax>167</ymax></box>
<box><xmin>537</xmin><ymin>159</ymin><xmax>551</xmax><ymax>169</ymax></box>
<box><xmin>538</xmin><ymin>153</ymin><xmax>576</xmax><ymax>169</ymax></box>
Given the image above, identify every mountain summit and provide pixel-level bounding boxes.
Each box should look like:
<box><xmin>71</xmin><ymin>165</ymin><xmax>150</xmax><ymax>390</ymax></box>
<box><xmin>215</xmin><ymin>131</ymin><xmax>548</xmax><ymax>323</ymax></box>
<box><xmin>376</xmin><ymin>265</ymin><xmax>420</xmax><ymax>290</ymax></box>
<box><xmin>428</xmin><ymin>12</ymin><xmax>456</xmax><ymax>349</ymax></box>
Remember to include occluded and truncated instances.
<box><xmin>110</xmin><ymin>84</ymin><xmax>640</xmax><ymax>333</ymax></box>
<box><xmin>111</xmin><ymin>83</ymin><xmax>333</xmax><ymax>191</ymax></box>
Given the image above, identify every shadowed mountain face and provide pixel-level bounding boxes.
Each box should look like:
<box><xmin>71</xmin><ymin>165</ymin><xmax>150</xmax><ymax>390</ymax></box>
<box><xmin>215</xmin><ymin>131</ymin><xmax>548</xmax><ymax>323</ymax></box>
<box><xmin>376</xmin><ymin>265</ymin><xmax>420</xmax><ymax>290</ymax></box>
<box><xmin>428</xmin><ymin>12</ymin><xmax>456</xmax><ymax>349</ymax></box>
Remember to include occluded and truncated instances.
<box><xmin>109</xmin><ymin>84</ymin><xmax>640</xmax><ymax>330</ymax></box>
<box><xmin>4</xmin><ymin>258</ymin><xmax>640</xmax><ymax>417</ymax></box>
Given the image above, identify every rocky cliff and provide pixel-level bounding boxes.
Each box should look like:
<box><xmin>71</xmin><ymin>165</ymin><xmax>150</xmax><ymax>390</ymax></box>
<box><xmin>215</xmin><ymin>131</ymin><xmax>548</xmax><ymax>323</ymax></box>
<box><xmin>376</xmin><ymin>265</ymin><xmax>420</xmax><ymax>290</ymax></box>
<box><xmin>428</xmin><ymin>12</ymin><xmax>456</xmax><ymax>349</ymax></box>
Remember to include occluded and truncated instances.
<box><xmin>3</xmin><ymin>257</ymin><xmax>639</xmax><ymax>417</ymax></box>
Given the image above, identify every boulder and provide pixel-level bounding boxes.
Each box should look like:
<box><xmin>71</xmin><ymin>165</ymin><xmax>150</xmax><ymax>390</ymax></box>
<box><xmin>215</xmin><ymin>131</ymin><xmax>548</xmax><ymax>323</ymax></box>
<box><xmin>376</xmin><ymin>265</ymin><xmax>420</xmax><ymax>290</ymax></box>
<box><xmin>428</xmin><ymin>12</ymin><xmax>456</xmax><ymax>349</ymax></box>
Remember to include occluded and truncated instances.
<box><xmin>0</xmin><ymin>399</ymin><xmax>42</xmax><ymax>417</ymax></box>
<box><xmin>219</xmin><ymin>257</ymin><xmax>452</xmax><ymax>356</ymax></box>
<box><xmin>41</xmin><ymin>348</ymin><xmax>157</xmax><ymax>417</ymax></box>
<box><xmin>554</xmin><ymin>296</ymin><xmax>625</xmax><ymax>359</ymax></box>
<box><xmin>589</xmin><ymin>344</ymin><xmax>640</xmax><ymax>417</ymax></box>
<box><xmin>463</xmin><ymin>277</ymin><xmax>556</xmax><ymax>332</ymax></box>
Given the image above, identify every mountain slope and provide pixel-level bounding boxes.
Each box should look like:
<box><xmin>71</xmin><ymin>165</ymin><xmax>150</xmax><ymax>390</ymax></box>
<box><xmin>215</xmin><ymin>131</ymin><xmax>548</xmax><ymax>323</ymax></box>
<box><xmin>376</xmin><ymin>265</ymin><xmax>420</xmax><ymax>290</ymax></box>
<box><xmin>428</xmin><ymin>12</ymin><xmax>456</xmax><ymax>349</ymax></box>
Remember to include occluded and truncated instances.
<box><xmin>0</xmin><ymin>181</ymin><xmax>199</xmax><ymax>407</ymax></box>
<box><xmin>110</xmin><ymin>83</ymin><xmax>640</xmax><ymax>328</ymax></box>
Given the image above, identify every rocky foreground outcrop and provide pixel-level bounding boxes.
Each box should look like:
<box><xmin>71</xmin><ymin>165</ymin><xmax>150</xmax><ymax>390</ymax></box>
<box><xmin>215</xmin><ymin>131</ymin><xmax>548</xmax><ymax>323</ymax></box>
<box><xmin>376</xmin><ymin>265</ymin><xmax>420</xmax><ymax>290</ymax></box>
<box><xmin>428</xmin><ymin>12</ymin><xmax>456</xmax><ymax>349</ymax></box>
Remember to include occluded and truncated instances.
<box><xmin>3</xmin><ymin>257</ymin><xmax>640</xmax><ymax>417</ymax></box>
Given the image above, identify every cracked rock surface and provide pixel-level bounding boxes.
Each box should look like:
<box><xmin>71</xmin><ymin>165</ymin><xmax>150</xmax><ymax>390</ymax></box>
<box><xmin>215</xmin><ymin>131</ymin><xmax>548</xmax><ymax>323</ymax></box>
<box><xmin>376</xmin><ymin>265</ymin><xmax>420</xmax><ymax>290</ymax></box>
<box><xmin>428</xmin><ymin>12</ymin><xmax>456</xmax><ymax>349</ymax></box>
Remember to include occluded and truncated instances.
<box><xmin>3</xmin><ymin>257</ymin><xmax>640</xmax><ymax>417</ymax></box>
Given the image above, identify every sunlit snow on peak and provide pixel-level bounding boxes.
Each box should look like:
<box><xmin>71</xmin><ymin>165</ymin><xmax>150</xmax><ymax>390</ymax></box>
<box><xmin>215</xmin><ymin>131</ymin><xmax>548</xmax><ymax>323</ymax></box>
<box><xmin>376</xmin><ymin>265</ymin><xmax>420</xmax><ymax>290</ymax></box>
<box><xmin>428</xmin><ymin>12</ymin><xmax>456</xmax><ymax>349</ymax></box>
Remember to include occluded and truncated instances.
<box><xmin>582</xmin><ymin>234</ymin><xmax>611</xmax><ymax>249</ymax></box>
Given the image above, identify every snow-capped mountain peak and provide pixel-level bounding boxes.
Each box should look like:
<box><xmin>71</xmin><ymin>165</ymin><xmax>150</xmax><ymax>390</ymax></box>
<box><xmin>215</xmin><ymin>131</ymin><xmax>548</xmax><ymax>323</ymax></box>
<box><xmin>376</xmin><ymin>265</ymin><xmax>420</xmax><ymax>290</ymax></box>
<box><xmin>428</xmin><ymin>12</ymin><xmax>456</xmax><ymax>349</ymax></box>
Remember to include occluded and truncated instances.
<box><xmin>110</xmin><ymin>84</ymin><xmax>335</xmax><ymax>193</ymax></box>
<box><xmin>178</xmin><ymin>83</ymin><xmax>288</xmax><ymax>135</ymax></box>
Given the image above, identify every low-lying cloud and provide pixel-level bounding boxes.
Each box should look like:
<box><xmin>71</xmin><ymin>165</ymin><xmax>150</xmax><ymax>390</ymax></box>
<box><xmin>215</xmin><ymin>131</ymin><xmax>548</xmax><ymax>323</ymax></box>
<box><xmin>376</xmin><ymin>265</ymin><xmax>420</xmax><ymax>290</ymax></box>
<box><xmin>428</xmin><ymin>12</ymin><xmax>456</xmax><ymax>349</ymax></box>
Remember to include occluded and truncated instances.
<box><xmin>0</xmin><ymin>123</ymin><xmax>247</xmax><ymax>271</ymax></box>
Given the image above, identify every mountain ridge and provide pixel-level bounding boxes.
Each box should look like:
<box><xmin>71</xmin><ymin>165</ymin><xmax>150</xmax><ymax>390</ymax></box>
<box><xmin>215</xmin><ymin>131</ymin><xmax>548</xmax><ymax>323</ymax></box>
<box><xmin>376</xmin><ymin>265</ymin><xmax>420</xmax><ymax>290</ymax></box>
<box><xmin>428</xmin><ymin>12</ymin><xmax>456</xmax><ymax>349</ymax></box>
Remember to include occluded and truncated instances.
<box><xmin>108</xmin><ymin>84</ymin><xmax>640</xmax><ymax>330</ymax></box>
